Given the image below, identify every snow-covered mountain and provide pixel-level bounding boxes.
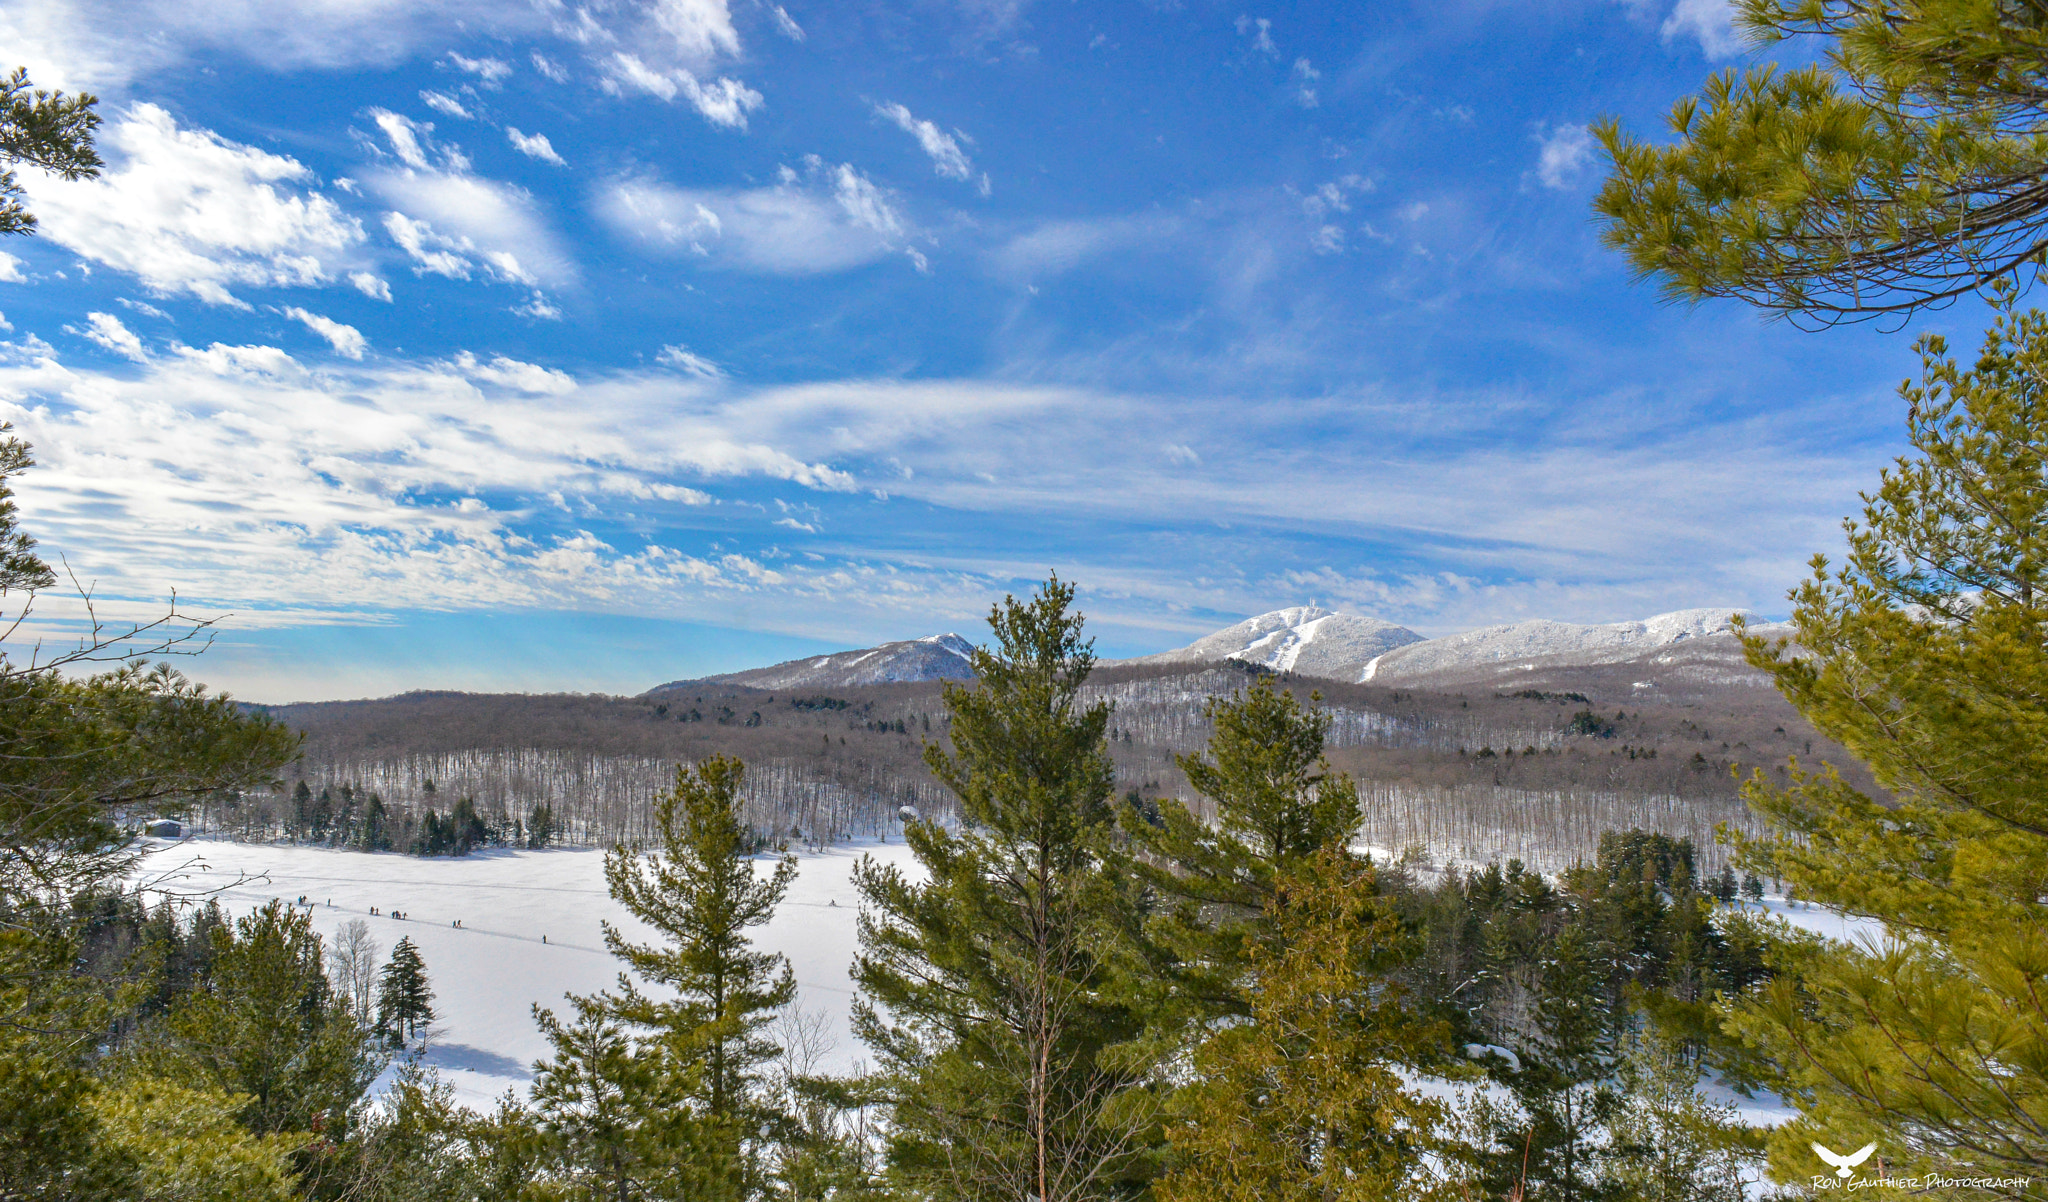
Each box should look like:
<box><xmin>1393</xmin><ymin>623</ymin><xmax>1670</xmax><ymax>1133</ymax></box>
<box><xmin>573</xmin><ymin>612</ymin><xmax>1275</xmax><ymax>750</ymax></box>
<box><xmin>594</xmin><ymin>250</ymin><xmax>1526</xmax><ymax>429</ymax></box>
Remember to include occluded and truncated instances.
<box><xmin>1123</xmin><ymin>606</ymin><xmax>1425</xmax><ymax>678</ymax></box>
<box><xmin>648</xmin><ymin>633</ymin><xmax>976</xmax><ymax>693</ymax></box>
<box><xmin>1357</xmin><ymin>608</ymin><xmax>1770</xmax><ymax>687</ymax></box>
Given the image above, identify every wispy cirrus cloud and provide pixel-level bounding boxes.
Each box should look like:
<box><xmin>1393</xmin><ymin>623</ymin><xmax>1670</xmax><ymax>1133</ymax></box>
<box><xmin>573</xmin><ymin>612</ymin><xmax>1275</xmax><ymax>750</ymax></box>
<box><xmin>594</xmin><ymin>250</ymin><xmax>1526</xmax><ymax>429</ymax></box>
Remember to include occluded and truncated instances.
<box><xmin>0</xmin><ymin>0</ymin><xmax>550</xmax><ymax>91</ymax></box>
<box><xmin>601</xmin><ymin>52</ymin><xmax>765</xmax><ymax>130</ymax></box>
<box><xmin>363</xmin><ymin>109</ymin><xmax>576</xmax><ymax>289</ymax></box>
<box><xmin>506</xmin><ymin>128</ymin><xmax>566</xmax><ymax>166</ymax></box>
<box><xmin>0</xmin><ymin>338</ymin><xmax>856</xmax><ymax>617</ymax></box>
<box><xmin>874</xmin><ymin>102</ymin><xmax>981</xmax><ymax>189</ymax></box>
<box><xmin>0</xmin><ymin>304</ymin><xmax>1892</xmax><ymax>660</ymax></box>
<box><xmin>598</xmin><ymin>157</ymin><xmax>910</xmax><ymax>275</ymax></box>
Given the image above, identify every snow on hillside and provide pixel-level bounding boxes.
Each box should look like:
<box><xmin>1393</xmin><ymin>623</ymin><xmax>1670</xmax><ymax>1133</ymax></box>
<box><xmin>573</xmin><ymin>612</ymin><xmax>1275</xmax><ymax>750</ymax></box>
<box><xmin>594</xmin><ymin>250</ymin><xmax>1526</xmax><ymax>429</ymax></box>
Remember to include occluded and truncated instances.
<box><xmin>650</xmin><ymin>633</ymin><xmax>975</xmax><ymax>693</ymax></box>
<box><xmin>1124</xmin><ymin>607</ymin><xmax>1422</xmax><ymax>677</ymax></box>
<box><xmin>133</xmin><ymin>837</ymin><xmax>922</xmax><ymax>1112</ymax></box>
<box><xmin>1359</xmin><ymin>607</ymin><xmax>1760</xmax><ymax>685</ymax></box>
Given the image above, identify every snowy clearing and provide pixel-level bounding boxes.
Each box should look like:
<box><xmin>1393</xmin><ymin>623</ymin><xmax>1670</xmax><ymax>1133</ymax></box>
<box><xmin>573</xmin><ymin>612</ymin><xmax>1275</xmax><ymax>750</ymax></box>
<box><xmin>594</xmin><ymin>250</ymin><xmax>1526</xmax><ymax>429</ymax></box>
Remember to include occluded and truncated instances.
<box><xmin>133</xmin><ymin>836</ymin><xmax>922</xmax><ymax>1111</ymax></box>
<box><xmin>130</xmin><ymin>837</ymin><xmax>1865</xmax><ymax>1124</ymax></box>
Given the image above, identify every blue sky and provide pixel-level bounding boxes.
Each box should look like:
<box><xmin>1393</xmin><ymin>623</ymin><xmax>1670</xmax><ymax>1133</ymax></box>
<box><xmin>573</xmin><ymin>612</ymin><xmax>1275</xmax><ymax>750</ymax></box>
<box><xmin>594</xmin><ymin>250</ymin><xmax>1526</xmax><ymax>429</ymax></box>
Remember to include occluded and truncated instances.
<box><xmin>0</xmin><ymin>0</ymin><xmax>1962</xmax><ymax>700</ymax></box>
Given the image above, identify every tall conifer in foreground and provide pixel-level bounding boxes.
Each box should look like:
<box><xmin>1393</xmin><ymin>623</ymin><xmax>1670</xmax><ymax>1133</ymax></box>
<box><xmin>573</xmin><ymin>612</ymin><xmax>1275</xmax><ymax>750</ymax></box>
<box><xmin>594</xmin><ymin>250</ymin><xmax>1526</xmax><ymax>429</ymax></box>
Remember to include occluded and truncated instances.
<box><xmin>531</xmin><ymin>992</ymin><xmax>721</xmax><ymax>1202</ymax></box>
<box><xmin>601</xmin><ymin>754</ymin><xmax>797</xmax><ymax>1196</ymax></box>
<box><xmin>853</xmin><ymin>576</ymin><xmax>1157</xmax><ymax>1202</ymax></box>
<box><xmin>1722</xmin><ymin>298</ymin><xmax>2048</xmax><ymax>1190</ymax></box>
<box><xmin>1123</xmin><ymin>676</ymin><xmax>1361</xmax><ymax>1022</ymax></box>
<box><xmin>1157</xmin><ymin>847</ymin><xmax>1450</xmax><ymax>1202</ymax></box>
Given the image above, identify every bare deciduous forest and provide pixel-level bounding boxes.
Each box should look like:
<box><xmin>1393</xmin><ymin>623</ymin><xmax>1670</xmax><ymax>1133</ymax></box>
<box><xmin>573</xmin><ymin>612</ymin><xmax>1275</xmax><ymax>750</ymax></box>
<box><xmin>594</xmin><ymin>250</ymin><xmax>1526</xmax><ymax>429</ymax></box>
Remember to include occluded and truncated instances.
<box><xmin>216</xmin><ymin>633</ymin><xmax>1868</xmax><ymax>874</ymax></box>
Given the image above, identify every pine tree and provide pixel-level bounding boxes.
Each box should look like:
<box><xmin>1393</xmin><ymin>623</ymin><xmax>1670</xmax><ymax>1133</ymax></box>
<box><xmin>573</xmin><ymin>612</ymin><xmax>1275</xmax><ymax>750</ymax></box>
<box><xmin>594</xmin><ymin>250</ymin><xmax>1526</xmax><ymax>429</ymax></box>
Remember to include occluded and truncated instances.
<box><xmin>1453</xmin><ymin>928</ymin><xmax>1624</xmax><ymax>1202</ymax></box>
<box><xmin>1123</xmin><ymin>676</ymin><xmax>1362</xmax><ymax>1023</ymax></box>
<box><xmin>377</xmin><ymin>935</ymin><xmax>435</xmax><ymax>1049</ymax></box>
<box><xmin>530</xmin><ymin>993</ymin><xmax>723</xmax><ymax>1202</ymax></box>
<box><xmin>0</xmin><ymin>68</ymin><xmax>103</xmax><ymax>239</ymax></box>
<box><xmin>1596</xmin><ymin>1035</ymin><xmax>1763</xmax><ymax>1202</ymax></box>
<box><xmin>87</xmin><ymin>1077</ymin><xmax>302</xmax><ymax>1202</ymax></box>
<box><xmin>0</xmin><ymin>906</ymin><xmax>140</xmax><ymax>1199</ymax></box>
<box><xmin>598</xmin><ymin>753</ymin><xmax>797</xmax><ymax>1195</ymax></box>
<box><xmin>853</xmin><ymin>576</ymin><xmax>1157</xmax><ymax>1202</ymax></box>
<box><xmin>144</xmin><ymin>900</ymin><xmax>378</xmax><ymax>1136</ymax></box>
<box><xmin>1596</xmin><ymin>1</ymin><xmax>2048</xmax><ymax>320</ymax></box>
<box><xmin>1156</xmin><ymin>847</ymin><xmax>1451</xmax><ymax>1202</ymax></box>
<box><xmin>1716</xmin><ymin>297</ymin><xmax>2048</xmax><ymax>1189</ymax></box>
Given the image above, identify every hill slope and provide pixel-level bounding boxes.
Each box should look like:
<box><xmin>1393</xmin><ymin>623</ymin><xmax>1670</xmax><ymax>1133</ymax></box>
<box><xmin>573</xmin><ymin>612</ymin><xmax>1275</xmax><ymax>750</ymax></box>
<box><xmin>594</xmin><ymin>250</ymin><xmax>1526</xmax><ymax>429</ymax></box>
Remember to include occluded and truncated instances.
<box><xmin>648</xmin><ymin>633</ymin><xmax>976</xmax><ymax>693</ymax></box>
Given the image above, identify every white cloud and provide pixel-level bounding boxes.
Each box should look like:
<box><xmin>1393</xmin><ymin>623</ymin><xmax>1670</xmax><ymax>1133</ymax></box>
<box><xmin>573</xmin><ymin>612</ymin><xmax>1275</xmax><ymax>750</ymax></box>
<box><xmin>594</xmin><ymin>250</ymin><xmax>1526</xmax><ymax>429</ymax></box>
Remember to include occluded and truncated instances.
<box><xmin>21</xmin><ymin>105</ymin><xmax>364</xmax><ymax>306</ymax></box>
<box><xmin>1662</xmin><ymin>0</ymin><xmax>1743</xmax><ymax>59</ymax></box>
<box><xmin>1235</xmin><ymin>14</ymin><xmax>1277</xmax><ymax>56</ymax></box>
<box><xmin>364</xmin><ymin>114</ymin><xmax>576</xmax><ymax>287</ymax></box>
<box><xmin>829</xmin><ymin>162</ymin><xmax>902</xmax><ymax>235</ymax></box>
<box><xmin>384</xmin><ymin>212</ymin><xmax>473</xmax><ymax>278</ymax></box>
<box><xmin>0</xmin><ymin>342</ymin><xmax>864</xmax><ymax>617</ymax></box>
<box><xmin>991</xmin><ymin>212</ymin><xmax>1183</xmax><ymax>280</ymax></box>
<box><xmin>644</xmin><ymin>0</ymin><xmax>742</xmax><ymax>66</ymax></box>
<box><xmin>76</xmin><ymin>311</ymin><xmax>146</xmax><ymax>360</ymax></box>
<box><xmin>419</xmin><ymin>90</ymin><xmax>474</xmax><ymax>119</ymax></box>
<box><xmin>281</xmin><ymin>306</ymin><xmax>367</xmax><ymax>358</ymax></box>
<box><xmin>512</xmin><ymin>291</ymin><xmax>563</xmax><ymax>320</ymax></box>
<box><xmin>0</xmin><ymin>0</ymin><xmax>552</xmax><ymax>92</ymax></box>
<box><xmin>369</xmin><ymin>109</ymin><xmax>440</xmax><ymax>171</ymax></box>
<box><xmin>531</xmin><ymin>52</ymin><xmax>570</xmax><ymax>83</ymax></box>
<box><xmin>0</xmin><ymin>332</ymin><xmax>1883</xmax><ymax>648</ymax></box>
<box><xmin>453</xmin><ymin>351</ymin><xmax>575</xmax><ymax>393</ymax></box>
<box><xmin>0</xmin><ymin>252</ymin><xmax>23</xmax><ymax>283</ymax></box>
<box><xmin>598</xmin><ymin>158</ymin><xmax>907</xmax><ymax>275</ymax></box>
<box><xmin>1300</xmin><ymin>175</ymin><xmax>1368</xmax><ymax>220</ymax></box>
<box><xmin>350</xmin><ymin>271</ymin><xmax>393</xmax><ymax>301</ymax></box>
<box><xmin>1310</xmin><ymin>225</ymin><xmax>1344</xmax><ymax>255</ymax></box>
<box><xmin>771</xmin><ymin>5</ymin><xmax>805</xmax><ymax>40</ymax></box>
<box><xmin>602</xmin><ymin>52</ymin><xmax>764</xmax><ymax>130</ymax></box>
<box><xmin>658</xmin><ymin>344</ymin><xmax>725</xmax><ymax>377</ymax></box>
<box><xmin>1535</xmin><ymin>124</ymin><xmax>1596</xmax><ymax>190</ymax></box>
<box><xmin>506</xmin><ymin>128</ymin><xmax>566</xmax><ymax>166</ymax></box>
<box><xmin>1291</xmin><ymin>58</ymin><xmax>1319</xmax><ymax>108</ymax></box>
<box><xmin>446</xmin><ymin>53</ymin><xmax>513</xmax><ymax>83</ymax></box>
<box><xmin>875</xmin><ymin>102</ymin><xmax>974</xmax><ymax>182</ymax></box>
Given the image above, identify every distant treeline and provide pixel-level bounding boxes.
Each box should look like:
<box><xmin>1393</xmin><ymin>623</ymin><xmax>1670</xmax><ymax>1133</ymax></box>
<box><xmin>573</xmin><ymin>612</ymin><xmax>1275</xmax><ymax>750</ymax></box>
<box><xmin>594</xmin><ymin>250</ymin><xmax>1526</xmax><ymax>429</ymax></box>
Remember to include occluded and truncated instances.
<box><xmin>195</xmin><ymin>749</ymin><xmax>953</xmax><ymax>853</ymax></box>
<box><xmin>241</xmin><ymin>658</ymin><xmax>1856</xmax><ymax>868</ymax></box>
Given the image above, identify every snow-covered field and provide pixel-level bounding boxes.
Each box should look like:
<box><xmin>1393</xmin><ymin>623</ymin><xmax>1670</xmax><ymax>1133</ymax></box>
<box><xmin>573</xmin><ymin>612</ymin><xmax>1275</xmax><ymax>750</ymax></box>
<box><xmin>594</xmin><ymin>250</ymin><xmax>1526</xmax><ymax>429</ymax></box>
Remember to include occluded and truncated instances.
<box><xmin>131</xmin><ymin>837</ymin><xmax>1876</xmax><ymax>1122</ymax></box>
<box><xmin>133</xmin><ymin>836</ymin><xmax>922</xmax><ymax>1110</ymax></box>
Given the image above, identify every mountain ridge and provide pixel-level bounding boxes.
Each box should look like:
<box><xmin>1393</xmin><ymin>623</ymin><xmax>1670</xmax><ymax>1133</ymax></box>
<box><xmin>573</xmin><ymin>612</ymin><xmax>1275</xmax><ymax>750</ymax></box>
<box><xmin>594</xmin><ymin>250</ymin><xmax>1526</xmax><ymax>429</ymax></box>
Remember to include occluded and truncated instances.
<box><xmin>639</xmin><ymin>605</ymin><xmax>1789</xmax><ymax>698</ymax></box>
<box><xmin>647</xmin><ymin>632</ymin><xmax>976</xmax><ymax>693</ymax></box>
<box><xmin>1356</xmin><ymin>607</ymin><xmax>1774</xmax><ymax>687</ymax></box>
<box><xmin>1118</xmin><ymin>606</ymin><xmax>1425</xmax><ymax>678</ymax></box>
